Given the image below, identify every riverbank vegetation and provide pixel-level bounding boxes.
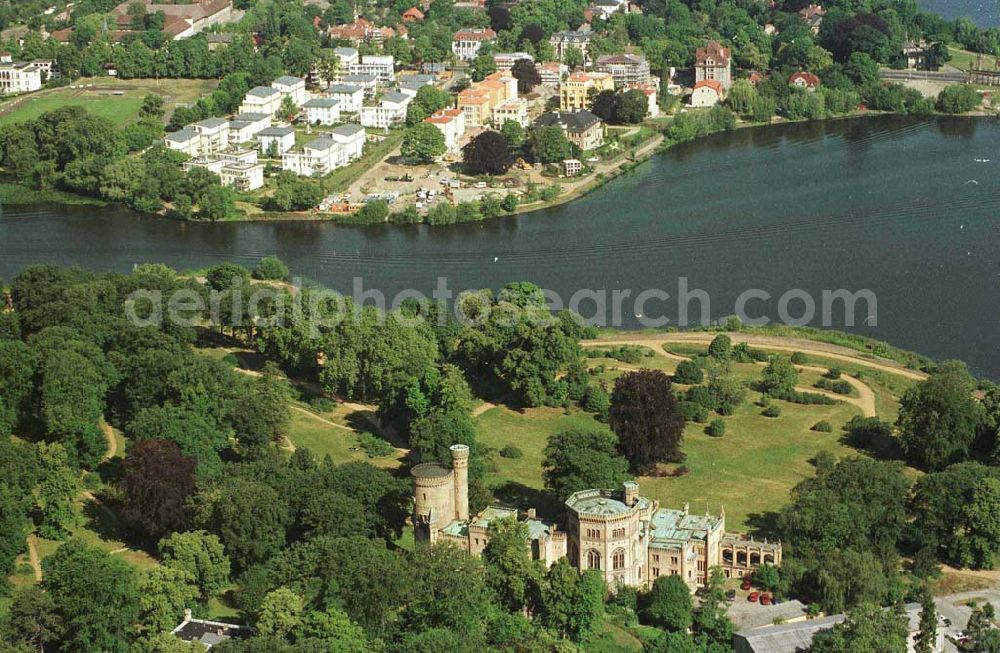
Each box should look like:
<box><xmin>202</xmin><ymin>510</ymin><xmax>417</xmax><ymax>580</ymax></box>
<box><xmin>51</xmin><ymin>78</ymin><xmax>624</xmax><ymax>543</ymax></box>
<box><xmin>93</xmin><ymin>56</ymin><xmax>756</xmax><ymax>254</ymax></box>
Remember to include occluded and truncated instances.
<box><xmin>2</xmin><ymin>263</ymin><xmax>1000</xmax><ymax>652</ymax></box>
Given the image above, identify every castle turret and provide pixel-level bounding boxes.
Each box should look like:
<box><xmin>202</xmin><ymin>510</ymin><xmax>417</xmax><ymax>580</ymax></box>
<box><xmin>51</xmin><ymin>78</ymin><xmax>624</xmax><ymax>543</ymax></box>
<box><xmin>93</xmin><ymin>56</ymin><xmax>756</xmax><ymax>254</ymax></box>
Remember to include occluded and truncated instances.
<box><xmin>411</xmin><ymin>462</ymin><xmax>455</xmax><ymax>541</ymax></box>
<box><xmin>623</xmin><ymin>481</ymin><xmax>639</xmax><ymax>507</ymax></box>
<box><xmin>450</xmin><ymin>444</ymin><xmax>470</xmax><ymax>521</ymax></box>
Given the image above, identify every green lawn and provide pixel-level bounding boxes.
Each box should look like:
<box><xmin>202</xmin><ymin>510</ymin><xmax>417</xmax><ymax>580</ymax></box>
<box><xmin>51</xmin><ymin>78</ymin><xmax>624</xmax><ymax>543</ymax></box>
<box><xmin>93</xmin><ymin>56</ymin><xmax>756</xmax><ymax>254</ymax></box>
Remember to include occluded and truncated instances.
<box><xmin>0</xmin><ymin>96</ymin><xmax>144</xmax><ymax>127</ymax></box>
<box><xmin>285</xmin><ymin>407</ymin><xmax>404</xmax><ymax>470</ymax></box>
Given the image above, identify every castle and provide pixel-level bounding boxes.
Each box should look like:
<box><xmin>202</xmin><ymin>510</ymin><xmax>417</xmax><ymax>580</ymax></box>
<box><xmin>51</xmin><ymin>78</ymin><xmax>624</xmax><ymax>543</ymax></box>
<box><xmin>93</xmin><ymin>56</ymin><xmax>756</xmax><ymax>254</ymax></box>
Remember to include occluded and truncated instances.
<box><xmin>412</xmin><ymin>445</ymin><xmax>782</xmax><ymax>591</ymax></box>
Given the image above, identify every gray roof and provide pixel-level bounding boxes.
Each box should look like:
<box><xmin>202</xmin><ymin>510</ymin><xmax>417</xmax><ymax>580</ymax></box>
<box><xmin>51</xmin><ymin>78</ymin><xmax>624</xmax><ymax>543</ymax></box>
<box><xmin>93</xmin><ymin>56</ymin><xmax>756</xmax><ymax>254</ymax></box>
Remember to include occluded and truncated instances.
<box><xmin>565</xmin><ymin>488</ymin><xmax>635</xmax><ymax>517</ymax></box>
<box><xmin>233</xmin><ymin>112</ymin><xmax>271</xmax><ymax>122</ymax></box>
<box><xmin>258</xmin><ymin>126</ymin><xmax>295</xmax><ymax>137</ymax></box>
<box><xmin>193</xmin><ymin>117</ymin><xmax>228</xmax><ymax>129</ymax></box>
<box><xmin>165</xmin><ymin>128</ymin><xmax>199</xmax><ymax>143</ymax></box>
<box><xmin>327</xmin><ymin>84</ymin><xmax>363</xmax><ymax>95</ymax></box>
<box><xmin>304</xmin><ymin>98</ymin><xmax>340</xmax><ymax>108</ymax></box>
<box><xmin>247</xmin><ymin>85</ymin><xmax>280</xmax><ymax>99</ymax></box>
<box><xmin>536</xmin><ymin>109</ymin><xmax>601</xmax><ymax>133</ymax></box>
<box><xmin>334</xmin><ymin>46</ymin><xmax>358</xmax><ymax>57</ymax></box>
<box><xmin>381</xmin><ymin>91</ymin><xmax>411</xmax><ymax>104</ymax></box>
<box><xmin>331</xmin><ymin>123</ymin><xmax>365</xmax><ymax>137</ymax></box>
<box><xmin>551</xmin><ymin>29</ymin><xmax>592</xmax><ymax>42</ymax></box>
<box><xmin>305</xmin><ymin>136</ymin><xmax>337</xmax><ymax>151</ymax></box>
<box><xmin>343</xmin><ymin>73</ymin><xmax>377</xmax><ymax>83</ymax></box>
<box><xmin>273</xmin><ymin>75</ymin><xmax>304</xmax><ymax>86</ymax></box>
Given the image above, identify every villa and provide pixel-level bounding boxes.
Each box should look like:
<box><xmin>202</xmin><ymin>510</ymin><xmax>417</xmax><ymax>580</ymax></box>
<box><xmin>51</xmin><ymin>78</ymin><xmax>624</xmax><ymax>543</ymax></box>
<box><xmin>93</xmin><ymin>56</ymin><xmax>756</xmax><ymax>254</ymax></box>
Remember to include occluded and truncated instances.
<box><xmin>359</xmin><ymin>91</ymin><xmax>412</xmax><ymax>128</ymax></box>
<box><xmin>452</xmin><ymin>28</ymin><xmax>497</xmax><ymax>61</ymax></box>
<box><xmin>271</xmin><ymin>75</ymin><xmax>309</xmax><ymax>107</ymax></box>
<box><xmin>695</xmin><ymin>40</ymin><xmax>733</xmax><ymax>90</ymax></box>
<box><xmin>257</xmin><ymin>126</ymin><xmax>296</xmax><ymax>155</ymax></box>
<box><xmin>536</xmin><ymin>110</ymin><xmax>605</xmax><ymax>151</ymax></box>
<box><xmin>325</xmin><ymin>85</ymin><xmax>365</xmax><ymax>113</ymax></box>
<box><xmin>239</xmin><ymin>86</ymin><xmax>282</xmax><ymax>116</ymax></box>
<box><xmin>302</xmin><ymin>97</ymin><xmax>341</xmax><ymax>125</ymax></box>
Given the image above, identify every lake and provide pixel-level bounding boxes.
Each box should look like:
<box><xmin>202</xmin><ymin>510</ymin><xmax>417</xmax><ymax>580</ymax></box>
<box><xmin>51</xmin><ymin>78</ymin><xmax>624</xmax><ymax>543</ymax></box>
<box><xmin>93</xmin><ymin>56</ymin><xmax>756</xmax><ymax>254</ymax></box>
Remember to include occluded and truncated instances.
<box><xmin>920</xmin><ymin>0</ymin><xmax>998</xmax><ymax>26</ymax></box>
<box><xmin>1</xmin><ymin>116</ymin><xmax>999</xmax><ymax>376</ymax></box>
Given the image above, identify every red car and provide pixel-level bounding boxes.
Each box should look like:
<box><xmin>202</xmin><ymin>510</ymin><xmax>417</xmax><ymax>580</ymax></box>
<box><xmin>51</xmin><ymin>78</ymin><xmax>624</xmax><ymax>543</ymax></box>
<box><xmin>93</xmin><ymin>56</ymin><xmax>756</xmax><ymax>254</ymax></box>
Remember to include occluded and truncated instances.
<box><xmin>748</xmin><ymin>592</ymin><xmax>759</xmax><ymax>602</ymax></box>
<box><xmin>741</xmin><ymin>579</ymin><xmax>752</xmax><ymax>591</ymax></box>
<box><xmin>761</xmin><ymin>594</ymin><xmax>772</xmax><ymax>606</ymax></box>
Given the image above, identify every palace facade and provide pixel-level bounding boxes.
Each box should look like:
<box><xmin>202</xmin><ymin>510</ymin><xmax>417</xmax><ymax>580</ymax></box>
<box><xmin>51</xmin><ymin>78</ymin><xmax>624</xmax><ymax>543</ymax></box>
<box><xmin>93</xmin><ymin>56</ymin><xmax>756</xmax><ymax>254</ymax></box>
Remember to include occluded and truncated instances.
<box><xmin>412</xmin><ymin>447</ymin><xmax>781</xmax><ymax>591</ymax></box>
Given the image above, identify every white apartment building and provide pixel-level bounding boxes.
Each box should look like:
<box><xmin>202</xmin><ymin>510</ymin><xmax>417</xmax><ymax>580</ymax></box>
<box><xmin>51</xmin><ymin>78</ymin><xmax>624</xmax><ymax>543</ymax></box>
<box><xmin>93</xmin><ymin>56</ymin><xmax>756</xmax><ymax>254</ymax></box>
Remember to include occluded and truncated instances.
<box><xmin>328</xmin><ymin>123</ymin><xmax>365</xmax><ymax>162</ymax></box>
<box><xmin>325</xmin><ymin>85</ymin><xmax>364</xmax><ymax>113</ymax></box>
<box><xmin>228</xmin><ymin>112</ymin><xmax>271</xmax><ymax>144</ymax></box>
<box><xmin>164</xmin><ymin>128</ymin><xmax>203</xmax><ymax>157</ymax></box>
<box><xmin>342</xmin><ymin>74</ymin><xmax>378</xmax><ymax>98</ymax></box>
<box><xmin>451</xmin><ymin>28</ymin><xmax>496</xmax><ymax>61</ymax></box>
<box><xmin>493</xmin><ymin>98</ymin><xmax>529</xmax><ymax>127</ymax></box>
<box><xmin>493</xmin><ymin>52</ymin><xmax>533</xmax><ymax>73</ymax></box>
<box><xmin>271</xmin><ymin>75</ymin><xmax>309</xmax><ymax>106</ymax></box>
<box><xmin>359</xmin><ymin>91</ymin><xmax>411</xmax><ymax>128</ymax></box>
<box><xmin>348</xmin><ymin>55</ymin><xmax>395</xmax><ymax>86</ymax></box>
<box><xmin>191</xmin><ymin>118</ymin><xmax>230</xmax><ymax>152</ymax></box>
<box><xmin>239</xmin><ymin>86</ymin><xmax>282</xmax><ymax>116</ymax></box>
<box><xmin>0</xmin><ymin>61</ymin><xmax>42</xmax><ymax>94</ymax></box>
<box><xmin>258</xmin><ymin>126</ymin><xmax>296</xmax><ymax>155</ymax></box>
<box><xmin>220</xmin><ymin>162</ymin><xmax>264</xmax><ymax>191</ymax></box>
<box><xmin>397</xmin><ymin>74</ymin><xmax>436</xmax><ymax>98</ymax></box>
<box><xmin>423</xmin><ymin>108</ymin><xmax>465</xmax><ymax>152</ymax></box>
<box><xmin>334</xmin><ymin>47</ymin><xmax>359</xmax><ymax>69</ymax></box>
<box><xmin>302</xmin><ymin>98</ymin><xmax>341</xmax><ymax>125</ymax></box>
<box><xmin>282</xmin><ymin>136</ymin><xmax>340</xmax><ymax>177</ymax></box>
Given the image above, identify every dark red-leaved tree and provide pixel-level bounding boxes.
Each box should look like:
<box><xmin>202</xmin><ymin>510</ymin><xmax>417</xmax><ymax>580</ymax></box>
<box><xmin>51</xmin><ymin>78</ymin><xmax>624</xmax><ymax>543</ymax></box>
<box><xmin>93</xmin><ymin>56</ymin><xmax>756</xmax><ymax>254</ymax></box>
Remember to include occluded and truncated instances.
<box><xmin>609</xmin><ymin>370</ymin><xmax>686</xmax><ymax>473</ymax></box>
<box><xmin>121</xmin><ymin>439</ymin><xmax>197</xmax><ymax>542</ymax></box>
<box><xmin>462</xmin><ymin>130</ymin><xmax>515</xmax><ymax>175</ymax></box>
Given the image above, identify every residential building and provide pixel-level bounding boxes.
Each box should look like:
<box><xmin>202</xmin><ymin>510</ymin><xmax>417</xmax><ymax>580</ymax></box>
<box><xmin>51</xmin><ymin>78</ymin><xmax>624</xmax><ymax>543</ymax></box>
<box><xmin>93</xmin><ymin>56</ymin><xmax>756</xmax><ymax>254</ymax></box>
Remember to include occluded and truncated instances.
<box><xmin>349</xmin><ymin>55</ymin><xmax>395</xmax><ymax>86</ymax></box>
<box><xmin>239</xmin><ymin>86</ymin><xmax>282</xmax><ymax>116</ymax></box>
<box><xmin>799</xmin><ymin>4</ymin><xmax>826</xmax><ymax>34</ymax></box>
<box><xmin>423</xmin><ymin>108</ymin><xmax>466</xmax><ymax>152</ymax></box>
<box><xmin>493</xmin><ymin>98</ymin><xmax>529</xmax><ymax>127</ymax></box>
<box><xmin>494</xmin><ymin>52</ymin><xmax>533</xmax><ymax>73</ymax></box>
<box><xmin>164</xmin><ymin>128</ymin><xmax>203</xmax><ymax>157</ymax></box>
<box><xmin>789</xmin><ymin>71</ymin><xmax>821</xmax><ymax>89</ymax></box>
<box><xmin>99</xmin><ymin>0</ymin><xmax>235</xmax><ymax>42</ymax></box>
<box><xmin>625</xmin><ymin>83</ymin><xmax>659</xmax><ymax>118</ymax></box>
<box><xmin>325</xmin><ymin>84</ymin><xmax>365</xmax><ymax>112</ymax></box>
<box><xmin>0</xmin><ymin>61</ymin><xmax>42</xmax><ymax>94</ymax></box>
<box><xmin>333</xmin><ymin>46</ymin><xmax>359</xmax><ymax>69</ymax></box>
<box><xmin>563</xmin><ymin>158</ymin><xmax>582</xmax><ymax>176</ymax></box>
<box><xmin>172</xmin><ymin>609</ymin><xmax>249</xmax><ymax>649</ymax></box>
<box><xmin>228</xmin><ymin>113</ymin><xmax>271</xmax><ymax>144</ymax></box>
<box><xmin>451</xmin><ymin>28</ymin><xmax>497</xmax><ymax>61</ymax></box>
<box><xmin>690</xmin><ymin>79</ymin><xmax>724</xmax><ymax>107</ymax></box>
<box><xmin>733</xmin><ymin>603</ymin><xmax>942</xmax><ymax>653</ymax></box>
<box><xmin>402</xmin><ymin>7</ymin><xmax>425</xmax><ymax>21</ymax></box>
<box><xmin>695</xmin><ymin>40</ymin><xmax>732</xmax><ymax>89</ymax></box>
<box><xmin>327</xmin><ymin>18</ymin><xmax>398</xmax><ymax>45</ymax></box>
<box><xmin>272</xmin><ymin>75</ymin><xmax>309</xmax><ymax>106</ymax></box>
<box><xmin>903</xmin><ymin>40</ymin><xmax>932</xmax><ymax>69</ymax></box>
<box><xmin>484</xmin><ymin>71</ymin><xmax>519</xmax><ymax>101</ymax></box>
<box><xmin>220</xmin><ymin>162</ymin><xmax>265</xmax><ymax>191</ymax></box>
<box><xmin>302</xmin><ymin>97</ymin><xmax>341</xmax><ymax>125</ymax></box>
<box><xmin>282</xmin><ymin>136</ymin><xmax>340</xmax><ymax>177</ymax></box>
<box><xmin>456</xmin><ymin>89</ymin><xmax>492</xmax><ymax>127</ymax></box>
<box><xmin>559</xmin><ymin>71</ymin><xmax>614</xmax><ymax>111</ymax></box>
<box><xmin>359</xmin><ymin>91</ymin><xmax>412</xmax><ymax>128</ymax></box>
<box><xmin>536</xmin><ymin>61</ymin><xmax>567</xmax><ymax>87</ymax></box>
<box><xmin>328</xmin><ymin>123</ymin><xmax>366</xmax><ymax>162</ymax></box>
<box><xmin>536</xmin><ymin>110</ymin><xmax>605</xmax><ymax>151</ymax></box>
<box><xmin>595</xmin><ymin>54</ymin><xmax>651</xmax><ymax>88</ymax></box>
<box><xmin>398</xmin><ymin>73</ymin><xmax>436</xmax><ymax>97</ymax></box>
<box><xmin>342</xmin><ymin>73</ymin><xmax>378</xmax><ymax>98</ymax></box>
<box><xmin>258</xmin><ymin>126</ymin><xmax>296</xmax><ymax>155</ymax></box>
<box><xmin>191</xmin><ymin>118</ymin><xmax>230</xmax><ymax>152</ymax></box>
<box><xmin>589</xmin><ymin>0</ymin><xmax>625</xmax><ymax>20</ymax></box>
<box><xmin>549</xmin><ymin>29</ymin><xmax>593</xmax><ymax>64</ymax></box>
<box><xmin>414</xmin><ymin>449</ymin><xmax>781</xmax><ymax>592</ymax></box>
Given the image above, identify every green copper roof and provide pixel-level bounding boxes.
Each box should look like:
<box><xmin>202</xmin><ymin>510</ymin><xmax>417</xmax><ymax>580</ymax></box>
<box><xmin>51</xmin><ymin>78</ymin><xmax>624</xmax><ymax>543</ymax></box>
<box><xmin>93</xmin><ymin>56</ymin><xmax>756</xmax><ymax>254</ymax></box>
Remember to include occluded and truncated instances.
<box><xmin>649</xmin><ymin>508</ymin><xmax>722</xmax><ymax>545</ymax></box>
<box><xmin>565</xmin><ymin>489</ymin><xmax>633</xmax><ymax>516</ymax></box>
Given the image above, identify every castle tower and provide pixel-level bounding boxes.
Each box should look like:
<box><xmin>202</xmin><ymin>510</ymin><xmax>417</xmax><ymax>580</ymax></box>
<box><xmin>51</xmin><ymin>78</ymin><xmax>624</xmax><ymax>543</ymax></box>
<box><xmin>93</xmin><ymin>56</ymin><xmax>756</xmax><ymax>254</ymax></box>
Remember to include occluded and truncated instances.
<box><xmin>411</xmin><ymin>462</ymin><xmax>455</xmax><ymax>541</ymax></box>
<box><xmin>450</xmin><ymin>444</ymin><xmax>470</xmax><ymax>521</ymax></box>
<box><xmin>623</xmin><ymin>481</ymin><xmax>638</xmax><ymax>507</ymax></box>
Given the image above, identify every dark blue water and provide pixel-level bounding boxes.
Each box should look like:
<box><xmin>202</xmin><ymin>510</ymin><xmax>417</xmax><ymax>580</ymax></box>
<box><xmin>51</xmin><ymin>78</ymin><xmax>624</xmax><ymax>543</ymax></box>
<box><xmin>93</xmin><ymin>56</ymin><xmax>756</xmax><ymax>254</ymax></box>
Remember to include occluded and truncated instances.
<box><xmin>921</xmin><ymin>0</ymin><xmax>998</xmax><ymax>26</ymax></box>
<box><xmin>2</xmin><ymin>116</ymin><xmax>1000</xmax><ymax>377</ymax></box>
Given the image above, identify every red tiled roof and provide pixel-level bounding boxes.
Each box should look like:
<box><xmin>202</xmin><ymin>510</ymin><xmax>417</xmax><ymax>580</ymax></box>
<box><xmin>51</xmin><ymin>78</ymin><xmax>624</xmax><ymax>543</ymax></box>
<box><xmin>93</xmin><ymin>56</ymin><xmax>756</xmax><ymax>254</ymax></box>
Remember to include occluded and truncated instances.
<box><xmin>453</xmin><ymin>28</ymin><xmax>496</xmax><ymax>41</ymax></box>
<box><xmin>695</xmin><ymin>40</ymin><xmax>731</xmax><ymax>67</ymax></box>
<box><xmin>694</xmin><ymin>79</ymin><xmax>723</xmax><ymax>94</ymax></box>
<box><xmin>403</xmin><ymin>7</ymin><xmax>424</xmax><ymax>20</ymax></box>
<box><xmin>789</xmin><ymin>71</ymin><xmax>821</xmax><ymax>87</ymax></box>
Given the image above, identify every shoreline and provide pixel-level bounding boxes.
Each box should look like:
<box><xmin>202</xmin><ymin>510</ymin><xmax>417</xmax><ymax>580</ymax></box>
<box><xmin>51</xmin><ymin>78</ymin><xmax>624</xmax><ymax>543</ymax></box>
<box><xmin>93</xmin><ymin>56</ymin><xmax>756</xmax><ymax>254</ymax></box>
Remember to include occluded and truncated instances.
<box><xmin>1</xmin><ymin>112</ymin><xmax>988</xmax><ymax>223</ymax></box>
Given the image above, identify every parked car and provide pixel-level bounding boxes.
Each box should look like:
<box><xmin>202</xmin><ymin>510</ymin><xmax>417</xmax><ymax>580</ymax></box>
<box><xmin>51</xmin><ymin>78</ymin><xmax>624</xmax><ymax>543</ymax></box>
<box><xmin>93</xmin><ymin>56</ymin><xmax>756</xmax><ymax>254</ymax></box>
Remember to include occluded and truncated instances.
<box><xmin>748</xmin><ymin>592</ymin><xmax>759</xmax><ymax>603</ymax></box>
<box><xmin>760</xmin><ymin>594</ymin><xmax>772</xmax><ymax>606</ymax></box>
<box><xmin>741</xmin><ymin>579</ymin><xmax>752</xmax><ymax>591</ymax></box>
<box><xmin>725</xmin><ymin>590</ymin><xmax>736</xmax><ymax>602</ymax></box>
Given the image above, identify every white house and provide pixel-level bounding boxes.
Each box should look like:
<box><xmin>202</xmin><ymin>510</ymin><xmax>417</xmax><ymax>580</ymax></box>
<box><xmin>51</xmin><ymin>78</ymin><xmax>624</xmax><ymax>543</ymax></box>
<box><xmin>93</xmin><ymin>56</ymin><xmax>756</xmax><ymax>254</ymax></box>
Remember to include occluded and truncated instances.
<box><xmin>349</xmin><ymin>55</ymin><xmax>395</xmax><ymax>86</ymax></box>
<box><xmin>217</xmin><ymin>148</ymin><xmax>259</xmax><ymax>166</ymax></box>
<box><xmin>329</xmin><ymin>123</ymin><xmax>365</xmax><ymax>162</ymax></box>
<box><xmin>397</xmin><ymin>73</ymin><xmax>436</xmax><ymax>97</ymax></box>
<box><xmin>342</xmin><ymin>74</ymin><xmax>378</xmax><ymax>98</ymax></box>
<box><xmin>0</xmin><ymin>61</ymin><xmax>42</xmax><ymax>94</ymax></box>
<box><xmin>325</xmin><ymin>85</ymin><xmax>364</xmax><ymax>113</ymax></box>
<box><xmin>239</xmin><ymin>86</ymin><xmax>282</xmax><ymax>116</ymax></box>
<box><xmin>182</xmin><ymin>156</ymin><xmax>226</xmax><ymax>175</ymax></box>
<box><xmin>359</xmin><ymin>91</ymin><xmax>412</xmax><ymax>128</ymax></box>
<box><xmin>334</xmin><ymin>46</ymin><xmax>359</xmax><ymax>69</ymax></box>
<box><xmin>271</xmin><ymin>75</ymin><xmax>309</xmax><ymax>106</ymax></box>
<box><xmin>452</xmin><ymin>28</ymin><xmax>497</xmax><ymax>61</ymax></box>
<box><xmin>690</xmin><ymin>80</ymin><xmax>723</xmax><ymax>107</ymax></box>
<box><xmin>494</xmin><ymin>52</ymin><xmax>533</xmax><ymax>73</ymax></box>
<box><xmin>220</xmin><ymin>162</ymin><xmax>265</xmax><ymax>191</ymax></box>
<box><xmin>282</xmin><ymin>136</ymin><xmax>340</xmax><ymax>177</ymax></box>
<box><xmin>302</xmin><ymin>97</ymin><xmax>341</xmax><ymax>125</ymax></box>
<box><xmin>258</xmin><ymin>126</ymin><xmax>296</xmax><ymax>155</ymax></box>
<box><xmin>423</xmin><ymin>108</ymin><xmax>465</xmax><ymax>153</ymax></box>
<box><xmin>228</xmin><ymin>112</ymin><xmax>271</xmax><ymax>144</ymax></box>
<box><xmin>191</xmin><ymin>118</ymin><xmax>230</xmax><ymax>153</ymax></box>
<box><xmin>164</xmin><ymin>128</ymin><xmax>202</xmax><ymax>157</ymax></box>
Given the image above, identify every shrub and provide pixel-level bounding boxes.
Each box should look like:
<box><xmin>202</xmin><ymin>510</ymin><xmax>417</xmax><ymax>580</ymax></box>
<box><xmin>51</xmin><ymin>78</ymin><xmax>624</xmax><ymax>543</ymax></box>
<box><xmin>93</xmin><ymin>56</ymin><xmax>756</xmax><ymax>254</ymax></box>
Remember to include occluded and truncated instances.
<box><xmin>774</xmin><ymin>390</ymin><xmax>837</xmax><ymax>405</ymax></box>
<box><xmin>679</xmin><ymin>400</ymin><xmax>709</xmax><ymax>423</ymax></box>
<box><xmin>825</xmin><ymin>368</ymin><xmax>842</xmax><ymax>379</ymax></box>
<box><xmin>815</xmin><ymin>378</ymin><xmax>852</xmax><ymax>395</ymax></box>
<box><xmin>732</xmin><ymin>342</ymin><xmax>767</xmax><ymax>363</ymax></box>
<box><xmin>354</xmin><ymin>200</ymin><xmax>389</xmax><ymax>224</ymax></box>
<box><xmin>309</xmin><ymin>397</ymin><xmax>337</xmax><ymax>413</ymax></box>
<box><xmin>499</xmin><ymin>445</ymin><xmax>523</xmax><ymax>459</ymax></box>
<box><xmin>253</xmin><ymin>255</ymin><xmax>290</xmax><ymax>281</ymax></box>
<box><xmin>388</xmin><ymin>204</ymin><xmax>423</xmax><ymax>224</ymax></box>
<box><xmin>707</xmin><ymin>334</ymin><xmax>732</xmax><ymax>360</ymax></box>
<box><xmin>685</xmin><ymin>385</ymin><xmax>717</xmax><ymax>411</ymax></box>
<box><xmin>708</xmin><ymin>376</ymin><xmax>746</xmax><ymax>415</ymax></box>
<box><xmin>936</xmin><ymin>84</ymin><xmax>980</xmax><ymax>113</ymax></box>
<box><xmin>811</xmin><ymin>420</ymin><xmax>833</xmax><ymax>432</ymax></box>
<box><xmin>706</xmin><ymin>419</ymin><xmax>726</xmax><ymax>437</ymax></box>
<box><xmin>762</xmin><ymin>405</ymin><xmax>781</xmax><ymax>418</ymax></box>
<box><xmin>357</xmin><ymin>432</ymin><xmax>394</xmax><ymax>457</ymax></box>
<box><xmin>790</xmin><ymin>351</ymin><xmax>808</xmax><ymax>364</ymax></box>
<box><xmin>673</xmin><ymin>360</ymin><xmax>704</xmax><ymax>385</ymax></box>
<box><xmin>584</xmin><ymin>385</ymin><xmax>611</xmax><ymax>420</ymax></box>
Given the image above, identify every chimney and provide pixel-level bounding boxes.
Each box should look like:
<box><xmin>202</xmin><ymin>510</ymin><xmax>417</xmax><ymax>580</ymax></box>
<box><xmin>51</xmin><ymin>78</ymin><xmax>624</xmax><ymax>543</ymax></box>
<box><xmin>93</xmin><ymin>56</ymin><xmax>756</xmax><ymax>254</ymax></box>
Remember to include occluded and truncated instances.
<box><xmin>183</xmin><ymin>608</ymin><xmax>192</xmax><ymax>622</ymax></box>
<box><xmin>683</xmin><ymin>502</ymin><xmax>689</xmax><ymax>515</ymax></box>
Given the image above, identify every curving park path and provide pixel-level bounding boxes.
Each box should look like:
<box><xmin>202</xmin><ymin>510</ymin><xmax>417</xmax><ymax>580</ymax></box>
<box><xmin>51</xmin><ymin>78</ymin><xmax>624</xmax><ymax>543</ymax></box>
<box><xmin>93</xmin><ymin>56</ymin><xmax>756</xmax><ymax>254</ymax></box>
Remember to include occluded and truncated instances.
<box><xmin>581</xmin><ymin>332</ymin><xmax>925</xmax><ymax>418</ymax></box>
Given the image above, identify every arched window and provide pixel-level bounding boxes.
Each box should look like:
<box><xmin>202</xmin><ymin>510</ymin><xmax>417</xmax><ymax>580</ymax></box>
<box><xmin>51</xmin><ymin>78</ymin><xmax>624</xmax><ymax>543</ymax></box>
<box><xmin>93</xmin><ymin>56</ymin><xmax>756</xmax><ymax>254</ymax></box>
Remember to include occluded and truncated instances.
<box><xmin>750</xmin><ymin>552</ymin><xmax>761</xmax><ymax>566</ymax></box>
<box><xmin>587</xmin><ymin>549</ymin><xmax>601</xmax><ymax>570</ymax></box>
<box><xmin>612</xmin><ymin>549</ymin><xmax>626</xmax><ymax>570</ymax></box>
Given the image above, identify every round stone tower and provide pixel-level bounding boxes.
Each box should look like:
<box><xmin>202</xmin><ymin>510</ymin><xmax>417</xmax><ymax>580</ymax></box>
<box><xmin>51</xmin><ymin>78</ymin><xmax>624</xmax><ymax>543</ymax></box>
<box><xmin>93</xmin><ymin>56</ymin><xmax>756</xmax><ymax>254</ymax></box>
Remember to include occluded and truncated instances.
<box><xmin>450</xmin><ymin>444</ymin><xmax>470</xmax><ymax>522</ymax></box>
<box><xmin>411</xmin><ymin>462</ymin><xmax>455</xmax><ymax>540</ymax></box>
